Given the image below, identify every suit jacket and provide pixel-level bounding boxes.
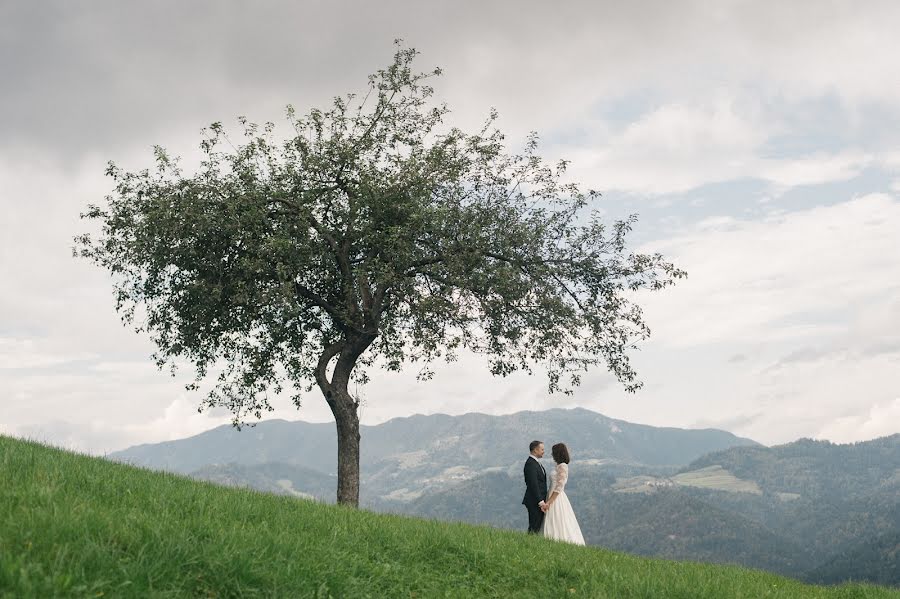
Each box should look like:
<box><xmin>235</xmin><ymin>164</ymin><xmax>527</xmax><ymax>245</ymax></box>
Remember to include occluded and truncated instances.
<box><xmin>522</xmin><ymin>456</ymin><xmax>548</xmax><ymax>507</ymax></box>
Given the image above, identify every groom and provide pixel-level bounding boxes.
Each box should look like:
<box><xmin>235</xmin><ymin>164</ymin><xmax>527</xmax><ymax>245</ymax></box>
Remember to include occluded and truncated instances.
<box><xmin>522</xmin><ymin>440</ymin><xmax>549</xmax><ymax>534</ymax></box>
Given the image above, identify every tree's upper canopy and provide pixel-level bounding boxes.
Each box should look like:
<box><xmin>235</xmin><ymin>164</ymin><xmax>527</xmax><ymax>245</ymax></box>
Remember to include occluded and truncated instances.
<box><xmin>75</xmin><ymin>43</ymin><xmax>685</xmax><ymax>423</ymax></box>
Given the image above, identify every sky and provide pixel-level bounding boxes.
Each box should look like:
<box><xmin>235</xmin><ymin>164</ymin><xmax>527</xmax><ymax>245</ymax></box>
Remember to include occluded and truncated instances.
<box><xmin>2</xmin><ymin>0</ymin><xmax>899</xmax><ymax>455</ymax></box>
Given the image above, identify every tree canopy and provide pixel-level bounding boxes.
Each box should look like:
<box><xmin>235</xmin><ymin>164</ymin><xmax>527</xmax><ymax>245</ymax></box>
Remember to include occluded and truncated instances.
<box><xmin>75</xmin><ymin>43</ymin><xmax>686</xmax><ymax>505</ymax></box>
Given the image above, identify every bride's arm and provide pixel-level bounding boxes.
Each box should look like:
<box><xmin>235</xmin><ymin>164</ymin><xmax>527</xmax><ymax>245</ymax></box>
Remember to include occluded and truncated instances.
<box><xmin>546</xmin><ymin>489</ymin><xmax>560</xmax><ymax>506</ymax></box>
<box><xmin>546</xmin><ymin>463</ymin><xmax>568</xmax><ymax>507</ymax></box>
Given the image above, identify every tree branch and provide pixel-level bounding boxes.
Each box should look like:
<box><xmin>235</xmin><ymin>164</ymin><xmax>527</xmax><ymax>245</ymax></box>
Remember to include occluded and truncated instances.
<box><xmin>358</xmin><ymin>271</ymin><xmax>374</xmax><ymax>313</ymax></box>
<box><xmin>403</xmin><ymin>254</ymin><xmax>445</xmax><ymax>276</ymax></box>
<box><xmin>269</xmin><ymin>196</ymin><xmax>342</xmax><ymax>256</ymax></box>
<box><xmin>549</xmin><ymin>272</ymin><xmax>586</xmax><ymax>312</ymax></box>
<box><xmin>370</xmin><ymin>280</ymin><xmax>390</xmax><ymax>324</ymax></box>
<box><xmin>315</xmin><ymin>340</ymin><xmax>345</xmax><ymax>401</ymax></box>
<box><xmin>481</xmin><ymin>250</ymin><xmax>575</xmax><ymax>267</ymax></box>
<box><xmin>294</xmin><ymin>282</ymin><xmax>365</xmax><ymax>335</ymax></box>
<box><xmin>274</xmin><ymin>194</ymin><xmax>359</xmax><ymax>325</ymax></box>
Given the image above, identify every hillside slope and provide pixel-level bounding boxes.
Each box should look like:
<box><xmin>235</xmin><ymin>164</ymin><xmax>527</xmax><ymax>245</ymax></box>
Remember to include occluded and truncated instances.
<box><xmin>3</xmin><ymin>434</ymin><xmax>897</xmax><ymax>598</ymax></box>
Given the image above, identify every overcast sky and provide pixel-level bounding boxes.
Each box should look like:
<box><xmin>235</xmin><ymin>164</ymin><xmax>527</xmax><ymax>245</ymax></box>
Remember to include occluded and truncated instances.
<box><xmin>2</xmin><ymin>0</ymin><xmax>899</xmax><ymax>455</ymax></box>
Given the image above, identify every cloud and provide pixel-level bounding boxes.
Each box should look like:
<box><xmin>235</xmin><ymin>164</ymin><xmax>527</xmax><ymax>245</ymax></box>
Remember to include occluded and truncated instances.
<box><xmin>2</xmin><ymin>1</ymin><xmax>900</xmax><ymax>165</ymax></box>
<box><xmin>760</xmin><ymin>151</ymin><xmax>873</xmax><ymax>188</ymax></box>
<box><xmin>560</xmin><ymin>96</ymin><xmax>771</xmax><ymax>194</ymax></box>
<box><xmin>562</xmin><ymin>109</ymin><xmax>876</xmax><ymax>194</ymax></box>
<box><xmin>598</xmin><ymin>192</ymin><xmax>900</xmax><ymax>444</ymax></box>
<box><xmin>113</xmin><ymin>396</ymin><xmax>234</xmax><ymax>448</ymax></box>
<box><xmin>636</xmin><ymin>193</ymin><xmax>900</xmax><ymax>348</ymax></box>
<box><xmin>10</xmin><ymin>396</ymin><xmax>234</xmax><ymax>455</ymax></box>
<box><xmin>355</xmin><ymin>193</ymin><xmax>900</xmax><ymax>445</ymax></box>
<box><xmin>814</xmin><ymin>398</ymin><xmax>900</xmax><ymax>443</ymax></box>
<box><xmin>2</xmin><ymin>1</ymin><xmax>899</xmax><ymax>453</ymax></box>
<box><xmin>0</xmin><ymin>337</ymin><xmax>99</xmax><ymax>370</ymax></box>
<box><xmin>690</xmin><ymin>411</ymin><xmax>764</xmax><ymax>434</ymax></box>
<box><xmin>3</xmin><ymin>165</ymin><xmax>899</xmax><ymax>451</ymax></box>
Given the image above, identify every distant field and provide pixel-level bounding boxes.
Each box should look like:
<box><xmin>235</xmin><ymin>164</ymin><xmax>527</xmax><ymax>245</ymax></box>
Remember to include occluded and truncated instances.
<box><xmin>613</xmin><ymin>465</ymin><xmax>762</xmax><ymax>495</ymax></box>
<box><xmin>671</xmin><ymin>465</ymin><xmax>763</xmax><ymax>494</ymax></box>
<box><xmin>2</xmin><ymin>435</ymin><xmax>896</xmax><ymax>598</ymax></box>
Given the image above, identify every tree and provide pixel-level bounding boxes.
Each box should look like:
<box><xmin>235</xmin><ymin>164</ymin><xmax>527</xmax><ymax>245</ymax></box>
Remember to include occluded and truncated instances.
<box><xmin>74</xmin><ymin>43</ymin><xmax>686</xmax><ymax>506</ymax></box>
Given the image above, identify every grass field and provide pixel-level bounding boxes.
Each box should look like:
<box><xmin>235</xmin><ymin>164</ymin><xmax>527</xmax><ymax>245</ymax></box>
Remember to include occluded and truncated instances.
<box><xmin>2</xmin><ymin>434</ymin><xmax>897</xmax><ymax>598</ymax></box>
<box><xmin>671</xmin><ymin>465</ymin><xmax>763</xmax><ymax>494</ymax></box>
<box><xmin>612</xmin><ymin>466</ymin><xmax>763</xmax><ymax>495</ymax></box>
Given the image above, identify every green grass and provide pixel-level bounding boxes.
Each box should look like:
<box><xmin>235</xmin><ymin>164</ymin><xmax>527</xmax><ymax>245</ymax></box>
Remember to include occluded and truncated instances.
<box><xmin>1</xmin><ymin>435</ymin><xmax>897</xmax><ymax>598</ymax></box>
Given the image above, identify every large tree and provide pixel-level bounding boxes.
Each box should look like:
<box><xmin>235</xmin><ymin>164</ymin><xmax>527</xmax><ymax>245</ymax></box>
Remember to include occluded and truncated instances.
<box><xmin>75</xmin><ymin>44</ymin><xmax>686</xmax><ymax>506</ymax></box>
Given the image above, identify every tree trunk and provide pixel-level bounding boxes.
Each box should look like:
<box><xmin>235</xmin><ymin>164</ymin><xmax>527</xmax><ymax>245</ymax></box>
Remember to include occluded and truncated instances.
<box><xmin>316</xmin><ymin>333</ymin><xmax>375</xmax><ymax>507</ymax></box>
<box><xmin>330</xmin><ymin>388</ymin><xmax>361</xmax><ymax>506</ymax></box>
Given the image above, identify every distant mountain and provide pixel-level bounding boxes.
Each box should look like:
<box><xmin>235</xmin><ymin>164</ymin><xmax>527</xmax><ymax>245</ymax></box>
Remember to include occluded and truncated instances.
<box><xmin>189</xmin><ymin>462</ymin><xmax>337</xmax><ymax>502</ymax></box>
<box><xmin>107</xmin><ymin>411</ymin><xmax>898</xmax><ymax>585</ymax></box>
<box><xmin>684</xmin><ymin>434</ymin><xmax>900</xmax><ymax>502</ymax></box>
<box><xmin>805</xmin><ymin>530</ymin><xmax>900</xmax><ymax>587</ymax></box>
<box><xmin>406</xmin><ymin>433</ymin><xmax>900</xmax><ymax>584</ymax></box>
<box><xmin>108</xmin><ymin>419</ymin><xmax>336</xmax><ymax>476</ymax></box>
<box><xmin>406</xmin><ymin>466</ymin><xmax>816</xmax><ymax>576</ymax></box>
<box><xmin>109</xmin><ymin>407</ymin><xmax>759</xmax><ymax>504</ymax></box>
<box><xmin>678</xmin><ymin>435</ymin><xmax>900</xmax><ymax>570</ymax></box>
<box><xmin>592</xmin><ymin>489</ymin><xmax>817</xmax><ymax>575</ymax></box>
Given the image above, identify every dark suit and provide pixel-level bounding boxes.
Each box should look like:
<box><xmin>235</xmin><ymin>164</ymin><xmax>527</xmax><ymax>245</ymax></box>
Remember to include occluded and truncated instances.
<box><xmin>522</xmin><ymin>455</ymin><xmax>548</xmax><ymax>533</ymax></box>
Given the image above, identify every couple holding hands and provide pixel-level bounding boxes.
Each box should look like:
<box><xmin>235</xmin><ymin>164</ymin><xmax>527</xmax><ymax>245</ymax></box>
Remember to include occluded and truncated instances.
<box><xmin>522</xmin><ymin>440</ymin><xmax>585</xmax><ymax>545</ymax></box>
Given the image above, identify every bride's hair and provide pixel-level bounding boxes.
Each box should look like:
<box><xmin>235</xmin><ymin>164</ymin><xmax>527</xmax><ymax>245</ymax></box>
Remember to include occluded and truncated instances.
<box><xmin>551</xmin><ymin>443</ymin><xmax>570</xmax><ymax>464</ymax></box>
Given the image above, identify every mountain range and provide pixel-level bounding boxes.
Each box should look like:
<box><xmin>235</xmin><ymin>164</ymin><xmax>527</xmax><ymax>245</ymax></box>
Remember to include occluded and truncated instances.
<box><xmin>405</xmin><ymin>433</ymin><xmax>900</xmax><ymax>582</ymax></box>
<box><xmin>107</xmin><ymin>408</ymin><xmax>899</xmax><ymax>586</ymax></box>
<box><xmin>110</xmin><ymin>407</ymin><xmax>759</xmax><ymax>505</ymax></box>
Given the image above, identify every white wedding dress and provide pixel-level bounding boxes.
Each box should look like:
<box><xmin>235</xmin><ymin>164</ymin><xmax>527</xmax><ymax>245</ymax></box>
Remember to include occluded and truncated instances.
<box><xmin>541</xmin><ymin>462</ymin><xmax>585</xmax><ymax>545</ymax></box>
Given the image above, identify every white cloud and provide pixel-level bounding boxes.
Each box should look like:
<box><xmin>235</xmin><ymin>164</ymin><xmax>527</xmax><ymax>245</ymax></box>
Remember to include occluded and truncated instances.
<box><xmin>349</xmin><ymin>194</ymin><xmax>900</xmax><ymax>446</ymax></box>
<box><xmin>617</xmin><ymin>99</ymin><xmax>767</xmax><ymax>154</ymax></box>
<box><xmin>595</xmin><ymin>193</ymin><xmax>900</xmax><ymax>444</ymax></box>
<box><xmin>115</xmin><ymin>396</ymin><xmax>233</xmax><ymax>447</ymax></box>
<box><xmin>637</xmin><ymin>193</ymin><xmax>900</xmax><ymax>348</ymax></box>
<box><xmin>562</xmin><ymin>107</ymin><xmax>877</xmax><ymax>194</ymax></box>
<box><xmin>3</xmin><ymin>175</ymin><xmax>899</xmax><ymax>449</ymax></box>
<box><xmin>0</xmin><ymin>337</ymin><xmax>99</xmax><ymax>370</ymax></box>
<box><xmin>10</xmin><ymin>396</ymin><xmax>234</xmax><ymax>456</ymax></box>
<box><xmin>3</xmin><ymin>2</ymin><xmax>900</xmax><ymax>452</ymax></box>
<box><xmin>741</xmin><ymin>3</ymin><xmax>900</xmax><ymax>107</ymax></box>
<box><xmin>815</xmin><ymin>398</ymin><xmax>900</xmax><ymax>443</ymax></box>
<box><xmin>759</xmin><ymin>151</ymin><xmax>873</xmax><ymax>188</ymax></box>
<box><xmin>560</xmin><ymin>97</ymin><xmax>769</xmax><ymax>194</ymax></box>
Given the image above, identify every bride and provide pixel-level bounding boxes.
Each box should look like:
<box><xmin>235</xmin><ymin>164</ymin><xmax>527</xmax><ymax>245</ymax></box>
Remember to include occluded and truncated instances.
<box><xmin>540</xmin><ymin>442</ymin><xmax>585</xmax><ymax>545</ymax></box>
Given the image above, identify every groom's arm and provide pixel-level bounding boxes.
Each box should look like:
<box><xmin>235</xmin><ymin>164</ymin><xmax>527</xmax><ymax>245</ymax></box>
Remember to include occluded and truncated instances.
<box><xmin>524</xmin><ymin>461</ymin><xmax>544</xmax><ymax>505</ymax></box>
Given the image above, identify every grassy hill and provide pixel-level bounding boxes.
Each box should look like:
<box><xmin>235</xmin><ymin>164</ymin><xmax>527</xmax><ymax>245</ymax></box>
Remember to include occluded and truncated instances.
<box><xmin>2</xmin><ymin>435</ymin><xmax>898</xmax><ymax>598</ymax></box>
